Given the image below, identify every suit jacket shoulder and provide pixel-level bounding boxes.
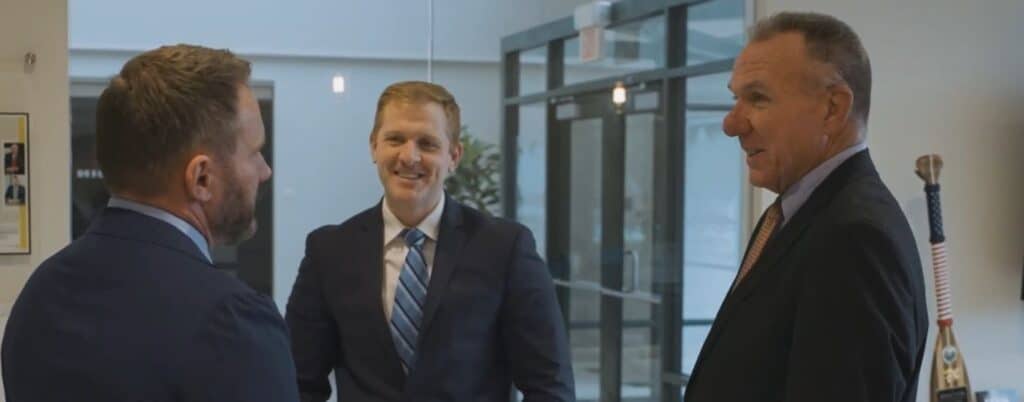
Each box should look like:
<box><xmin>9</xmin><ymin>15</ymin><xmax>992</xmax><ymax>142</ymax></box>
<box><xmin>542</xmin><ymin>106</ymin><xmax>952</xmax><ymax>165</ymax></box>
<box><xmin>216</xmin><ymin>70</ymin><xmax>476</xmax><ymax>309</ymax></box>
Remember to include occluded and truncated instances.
<box><xmin>2</xmin><ymin>208</ymin><xmax>297</xmax><ymax>402</ymax></box>
<box><xmin>797</xmin><ymin>153</ymin><xmax>919</xmax><ymax>268</ymax></box>
<box><xmin>305</xmin><ymin>204</ymin><xmax>378</xmax><ymax>248</ymax></box>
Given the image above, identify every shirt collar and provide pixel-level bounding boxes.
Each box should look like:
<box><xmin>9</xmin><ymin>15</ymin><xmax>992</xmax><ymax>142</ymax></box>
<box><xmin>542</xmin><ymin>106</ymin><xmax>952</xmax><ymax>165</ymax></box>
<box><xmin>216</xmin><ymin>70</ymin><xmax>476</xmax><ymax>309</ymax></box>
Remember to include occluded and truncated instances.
<box><xmin>382</xmin><ymin>195</ymin><xmax>445</xmax><ymax>245</ymax></box>
<box><xmin>779</xmin><ymin>142</ymin><xmax>868</xmax><ymax>227</ymax></box>
<box><xmin>107</xmin><ymin>196</ymin><xmax>213</xmax><ymax>263</ymax></box>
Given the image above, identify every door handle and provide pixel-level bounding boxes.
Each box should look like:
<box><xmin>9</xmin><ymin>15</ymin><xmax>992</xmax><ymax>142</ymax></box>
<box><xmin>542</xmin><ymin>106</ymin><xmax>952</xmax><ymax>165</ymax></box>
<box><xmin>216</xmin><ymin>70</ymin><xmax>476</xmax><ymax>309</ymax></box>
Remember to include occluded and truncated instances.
<box><xmin>623</xmin><ymin>249</ymin><xmax>640</xmax><ymax>293</ymax></box>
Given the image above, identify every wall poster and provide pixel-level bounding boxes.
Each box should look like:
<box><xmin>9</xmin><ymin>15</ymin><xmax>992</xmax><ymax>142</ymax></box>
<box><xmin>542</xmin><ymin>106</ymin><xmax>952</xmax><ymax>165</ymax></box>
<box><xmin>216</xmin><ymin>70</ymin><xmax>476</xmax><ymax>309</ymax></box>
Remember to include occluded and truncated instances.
<box><xmin>0</xmin><ymin>113</ymin><xmax>29</xmax><ymax>254</ymax></box>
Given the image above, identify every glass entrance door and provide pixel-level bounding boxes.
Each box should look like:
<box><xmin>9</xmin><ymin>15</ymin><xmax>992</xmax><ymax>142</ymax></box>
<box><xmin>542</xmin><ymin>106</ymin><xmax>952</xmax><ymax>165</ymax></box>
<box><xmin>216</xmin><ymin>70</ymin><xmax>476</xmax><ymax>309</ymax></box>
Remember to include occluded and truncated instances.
<box><xmin>502</xmin><ymin>2</ymin><xmax>750</xmax><ymax>401</ymax></box>
<box><xmin>549</xmin><ymin>82</ymin><xmax>669</xmax><ymax>402</ymax></box>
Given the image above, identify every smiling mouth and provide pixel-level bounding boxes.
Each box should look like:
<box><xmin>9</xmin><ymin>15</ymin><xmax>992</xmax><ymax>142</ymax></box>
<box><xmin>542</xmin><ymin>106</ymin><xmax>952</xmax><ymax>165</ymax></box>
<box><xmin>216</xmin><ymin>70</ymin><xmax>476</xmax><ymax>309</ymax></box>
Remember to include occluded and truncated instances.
<box><xmin>395</xmin><ymin>171</ymin><xmax>425</xmax><ymax>180</ymax></box>
<box><xmin>746</xmin><ymin>149</ymin><xmax>765</xmax><ymax>157</ymax></box>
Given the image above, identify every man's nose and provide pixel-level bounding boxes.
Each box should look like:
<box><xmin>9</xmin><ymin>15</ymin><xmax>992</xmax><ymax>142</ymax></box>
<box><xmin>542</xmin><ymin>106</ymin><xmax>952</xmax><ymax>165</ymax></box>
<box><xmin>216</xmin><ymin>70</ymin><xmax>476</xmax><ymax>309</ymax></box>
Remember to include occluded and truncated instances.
<box><xmin>722</xmin><ymin>106</ymin><xmax>750</xmax><ymax>138</ymax></box>
<box><xmin>259</xmin><ymin>154</ymin><xmax>272</xmax><ymax>182</ymax></box>
<box><xmin>398</xmin><ymin>142</ymin><xmax>421</xmax><ymax>164</ymax></box>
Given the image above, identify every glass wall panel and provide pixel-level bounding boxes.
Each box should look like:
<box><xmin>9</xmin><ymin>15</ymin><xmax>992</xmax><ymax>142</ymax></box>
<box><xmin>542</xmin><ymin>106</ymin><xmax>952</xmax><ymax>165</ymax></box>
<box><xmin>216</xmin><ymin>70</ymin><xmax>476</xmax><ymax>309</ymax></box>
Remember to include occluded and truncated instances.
<box><xmin>565</xmin><ymin>16</ymin><xmax>666</xmax><ymax>85</ymax></box>
<box><xmin>516</xmin><ymin>102</ymin><xmax>548</xmax><ymax>256</ymax></box>
<box><xmin>686</xmin><ymin>0</ymin><xmax>745</xmax><ymax>66</ymax></box>
<box><xmin>519</xmin><ymin>46</ymin><xmax>548</xmax><ymax>96</ymax></box>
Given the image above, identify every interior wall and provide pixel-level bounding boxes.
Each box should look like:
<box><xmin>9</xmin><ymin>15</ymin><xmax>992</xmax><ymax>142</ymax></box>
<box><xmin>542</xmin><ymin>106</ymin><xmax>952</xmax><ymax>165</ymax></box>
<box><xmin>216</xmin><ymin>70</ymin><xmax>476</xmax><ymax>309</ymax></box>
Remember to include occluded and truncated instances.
<box><xmin>0</xmin><ymin>0</ymin><xmax>71</xmax><ymax>398</ymax></box>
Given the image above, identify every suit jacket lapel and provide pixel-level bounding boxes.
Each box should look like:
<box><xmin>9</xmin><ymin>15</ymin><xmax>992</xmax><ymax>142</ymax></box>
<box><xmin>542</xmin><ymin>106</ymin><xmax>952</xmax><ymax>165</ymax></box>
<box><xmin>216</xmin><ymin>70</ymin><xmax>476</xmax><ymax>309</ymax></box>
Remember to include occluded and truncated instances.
<box><xmin>729</xmin><ymin>150</ymin><xmax>872</xmax><ymax>304</ymax></box>
<box><xmin>729</xmin><ymin>150</ymin><xmax>875</xmax><ymax>303</ymax></box>
<box><xmin>419</xmin><ymin>196</ymin><xmax>466</xmax><ymax>336</ymax></box>
<box><xmin>725</xmin><ymin>205</ymin><xmax>816</xmax><ymax>304</ymax></box>
<box><xmin>354</xmin><ymin>203</ymin><xmax>408</xmax><ymax>382</ymax></box>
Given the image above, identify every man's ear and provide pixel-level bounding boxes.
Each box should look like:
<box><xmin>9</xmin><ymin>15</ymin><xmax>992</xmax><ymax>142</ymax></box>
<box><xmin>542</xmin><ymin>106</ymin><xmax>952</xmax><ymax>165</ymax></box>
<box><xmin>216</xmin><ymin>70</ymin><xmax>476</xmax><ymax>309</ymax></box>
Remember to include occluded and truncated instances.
<box><xmin>369</xmin><ymin>132</ymin><xmax>378</xmax><ymax>164</ymax></box>
<box><xmin>184</xmin><ymin>153</ymin><xmax>214</xmax><ymax>202</ymax></box>
<box><xmin>824</xmin><ymin>82</ymin><xmax>854</xmax><ymax>134</ymax></box>
<box><xmin>449</xmin><ymin>140</ymin><xmax>464</xmax><ymax>173</ymax></box>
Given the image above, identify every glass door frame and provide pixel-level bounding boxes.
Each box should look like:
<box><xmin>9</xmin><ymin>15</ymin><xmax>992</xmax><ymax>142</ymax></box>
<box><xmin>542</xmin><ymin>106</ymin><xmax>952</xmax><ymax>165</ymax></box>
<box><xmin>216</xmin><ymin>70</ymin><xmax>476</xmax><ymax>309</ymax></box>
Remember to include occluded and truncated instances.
<box><xmin>500</xmin><ymin>0</ymin><xmax>747</xmax><ymax>400</ymax></box>
<box><xmin>550</xmin><ymin>85</ymin><xmax>666</xmax><ymax>402</ymax></box>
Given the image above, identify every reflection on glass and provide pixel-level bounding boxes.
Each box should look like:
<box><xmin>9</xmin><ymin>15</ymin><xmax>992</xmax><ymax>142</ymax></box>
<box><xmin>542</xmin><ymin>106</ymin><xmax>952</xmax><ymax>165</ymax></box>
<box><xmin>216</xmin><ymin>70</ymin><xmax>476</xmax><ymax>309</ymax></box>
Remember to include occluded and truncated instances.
<box><xmin>686</xmin><ymin>0</ymin><xmax>745</xmax><ymax>66</ymax></box>
<box><xmin>565</xmin><ymin>16</ymin><xmax>666</xmax><ymax>86</ymax></box>
<box><xmin>516</xmin><ymin>102</ymin><xmax>547</xmax><ymax>256</ymax></box>
<box><xmin>519</xmin><ymin>46</ymin><xmax>548</xmax><ymax>96</ymax></box>
<box><xmin>568</xmin><ymin>118</ymin><xmax>603</xmax><ymax>402</ymax></box>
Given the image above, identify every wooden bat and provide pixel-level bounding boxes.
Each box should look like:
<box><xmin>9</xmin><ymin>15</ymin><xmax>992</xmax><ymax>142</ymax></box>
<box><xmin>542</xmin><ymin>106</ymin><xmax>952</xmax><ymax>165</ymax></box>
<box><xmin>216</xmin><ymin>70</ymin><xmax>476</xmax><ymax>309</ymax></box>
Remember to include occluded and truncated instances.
<box><xmin>915</xmin><ymin>154</ymin><xmax>973</xmax><ymax>402</ymax></box>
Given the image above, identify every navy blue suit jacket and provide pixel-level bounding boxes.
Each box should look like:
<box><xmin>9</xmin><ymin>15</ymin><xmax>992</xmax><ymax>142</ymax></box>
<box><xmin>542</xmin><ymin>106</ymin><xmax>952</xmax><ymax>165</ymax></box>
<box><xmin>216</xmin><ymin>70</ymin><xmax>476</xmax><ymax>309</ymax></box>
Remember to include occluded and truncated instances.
<box><xmin>286</xmin><ymin>197</ymin><xmax>574</xmax><ymax>402</ymax></box>
<box><xmin>1</xmin><ymin>207</ymin><xmax>299</xmax><ymax>402</ymax></box>
<box><xmin>683</xmin><ymin>151</ymin><xmax>928</xmax><ymax>402</ymax></box>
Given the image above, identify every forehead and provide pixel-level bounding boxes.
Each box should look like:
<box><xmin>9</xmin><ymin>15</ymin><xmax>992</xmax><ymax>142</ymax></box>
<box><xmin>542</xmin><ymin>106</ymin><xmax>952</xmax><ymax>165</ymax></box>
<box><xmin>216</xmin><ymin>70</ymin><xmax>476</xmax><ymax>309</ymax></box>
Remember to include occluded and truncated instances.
<box><xmin>235</xmin><ymin>86</ymin><xmax>264</xmax><ymax>144</ymax></box>
<box><xmin>380</xmin><ymin>101</ymin><xmax>448</xmax><ymax>132</ymax></box>
<box><xmin>730</xmin><ymin>32</ymin><xmax>813</xmax><ymax>88</ymax></box>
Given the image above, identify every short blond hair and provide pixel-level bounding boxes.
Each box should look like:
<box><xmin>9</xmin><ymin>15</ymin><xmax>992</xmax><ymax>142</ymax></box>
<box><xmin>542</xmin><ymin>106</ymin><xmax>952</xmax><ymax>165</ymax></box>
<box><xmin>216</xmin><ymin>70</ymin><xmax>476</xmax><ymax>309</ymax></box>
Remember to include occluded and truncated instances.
<box><xmin>370</xmin><ymin>81</ymin><xmax>461</xmax><ymax>144</ymax></box>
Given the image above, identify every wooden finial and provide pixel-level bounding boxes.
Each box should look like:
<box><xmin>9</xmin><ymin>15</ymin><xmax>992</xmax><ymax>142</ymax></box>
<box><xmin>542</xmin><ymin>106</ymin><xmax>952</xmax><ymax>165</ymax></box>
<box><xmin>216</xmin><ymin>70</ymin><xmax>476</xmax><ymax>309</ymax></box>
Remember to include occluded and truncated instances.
<box><xmin>915</xmin><ymin>154</ymin><xmax>943</xmax><ymax>185</ymax></box>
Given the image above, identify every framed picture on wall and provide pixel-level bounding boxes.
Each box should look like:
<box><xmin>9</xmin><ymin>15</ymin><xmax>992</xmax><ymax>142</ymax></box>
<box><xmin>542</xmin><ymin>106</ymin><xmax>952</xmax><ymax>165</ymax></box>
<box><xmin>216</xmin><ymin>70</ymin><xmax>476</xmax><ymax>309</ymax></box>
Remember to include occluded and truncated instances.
<box><xmin>1</xmin><ymin>113</ymin><xmax>30</xmax><ymax>254</ymax></box>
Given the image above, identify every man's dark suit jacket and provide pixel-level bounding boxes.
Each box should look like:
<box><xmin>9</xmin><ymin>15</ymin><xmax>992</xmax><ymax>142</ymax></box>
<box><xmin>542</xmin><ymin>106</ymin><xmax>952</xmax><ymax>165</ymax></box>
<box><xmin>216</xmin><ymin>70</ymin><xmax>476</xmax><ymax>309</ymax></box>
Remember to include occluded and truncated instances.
<box><xmin>286</xmin><ymin>197</ymin><xmax>574</xmax><ymax>402</ymax></box>
<box><xmin>683</xmin><ymin>151</ymin><xmax>928</xmax><ymax>402</ymax></box>
<box><xmin>1</xmin><ymin>207</ymin><xmax>299</xmax><ymax>402</ymax></box>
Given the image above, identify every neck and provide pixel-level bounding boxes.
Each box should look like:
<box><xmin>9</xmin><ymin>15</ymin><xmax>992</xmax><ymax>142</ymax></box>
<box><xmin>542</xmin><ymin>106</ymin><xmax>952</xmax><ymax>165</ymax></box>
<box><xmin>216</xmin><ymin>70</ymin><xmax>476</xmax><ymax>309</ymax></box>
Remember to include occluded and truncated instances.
<box><xmin>113</xmin><ymin>191</ymin><xmax>215</xmax><ymax>245</ymax></box>
<box><xmin>776</xmin><ymin>127</ymin><xmax>862</xmax><ymax>194</ymax></box>
<box><xmin>388</xmin><ymin>195</ymin><xmax>440</xmax><ymax>228</ymax></box>
<box><xmin>821</xmin><ymin>126</ymin><xmax>863</xmax><ymax>161</ymax></box>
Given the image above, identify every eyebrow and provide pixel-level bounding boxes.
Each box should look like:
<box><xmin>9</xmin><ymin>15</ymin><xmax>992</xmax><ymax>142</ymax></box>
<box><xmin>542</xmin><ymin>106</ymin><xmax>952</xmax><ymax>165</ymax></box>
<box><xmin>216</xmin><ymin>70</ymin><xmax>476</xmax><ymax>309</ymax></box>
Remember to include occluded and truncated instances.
<box><xmin>727</xmin><ymin>80</ymin><xmax>768</xmax><ymax>94</ymax></box>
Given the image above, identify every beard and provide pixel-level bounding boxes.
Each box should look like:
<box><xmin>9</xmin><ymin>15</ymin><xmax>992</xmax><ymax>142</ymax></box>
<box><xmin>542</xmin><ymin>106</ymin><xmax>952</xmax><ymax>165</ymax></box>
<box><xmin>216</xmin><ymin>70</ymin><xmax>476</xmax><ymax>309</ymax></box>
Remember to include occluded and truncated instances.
<box><xmin>209</xmin><ymin>170</ymin><xmax>258</xmax><ymax>246</ymax></box>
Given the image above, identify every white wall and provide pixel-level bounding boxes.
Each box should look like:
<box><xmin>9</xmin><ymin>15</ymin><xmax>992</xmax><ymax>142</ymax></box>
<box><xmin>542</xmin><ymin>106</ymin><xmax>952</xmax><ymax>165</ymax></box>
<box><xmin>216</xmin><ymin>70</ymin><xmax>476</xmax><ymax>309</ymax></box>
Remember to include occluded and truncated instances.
<box><xmin>69</xmin><ymin>0</ymin><xmax>587</xmax><ymax>62</ymax></box>
<box><xmin>0</xmin><ymin>0</ymin><xmax>70</xmax><ymax>398</ymax></box>
<box><xmin>753</xmin><ymin>0</ymin><xmax>1024</xmax><ymax>397</ymax></box>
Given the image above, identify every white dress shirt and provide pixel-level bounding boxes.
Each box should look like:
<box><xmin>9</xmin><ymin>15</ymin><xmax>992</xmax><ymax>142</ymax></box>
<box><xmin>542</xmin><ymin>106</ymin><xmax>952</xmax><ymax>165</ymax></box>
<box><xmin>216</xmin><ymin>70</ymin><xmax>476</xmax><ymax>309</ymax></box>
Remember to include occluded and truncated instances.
<box><xmin>381</xmin><ymin>196</ymin><xmax>445</xmax><ymax>320</ymax></box>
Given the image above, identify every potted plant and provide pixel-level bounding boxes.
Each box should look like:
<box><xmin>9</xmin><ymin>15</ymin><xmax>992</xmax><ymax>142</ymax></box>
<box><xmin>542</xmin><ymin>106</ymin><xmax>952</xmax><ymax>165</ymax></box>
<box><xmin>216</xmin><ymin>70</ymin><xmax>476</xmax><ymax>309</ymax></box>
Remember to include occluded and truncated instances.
<box><xmin>446</xmin><ymin>126</ymin><xmax>501</xmax><ymax>216</ymax></box>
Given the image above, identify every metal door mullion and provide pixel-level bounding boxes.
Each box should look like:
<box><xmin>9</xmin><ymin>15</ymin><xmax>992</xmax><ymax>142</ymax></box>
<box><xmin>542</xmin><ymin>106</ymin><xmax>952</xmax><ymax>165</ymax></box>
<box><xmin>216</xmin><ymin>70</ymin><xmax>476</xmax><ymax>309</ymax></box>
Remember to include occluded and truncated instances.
<box><xmin>657</xmin><ymin>3</ymin><xmax>688</xmax><ymax>401</ymax></box>
<box><xmin>600</xmin><ymin>110</ymin><xmax>627</xmax><ymax>402</ymax></box>
<box><xmin>547</xmin><ymin>39</ymin><xmax>570</xmax><ymax>327</ymax></box>
<box><xmin>501</xmin><ymin>50</ymin><xmax>519</xmax><ymax>220</ymax></box>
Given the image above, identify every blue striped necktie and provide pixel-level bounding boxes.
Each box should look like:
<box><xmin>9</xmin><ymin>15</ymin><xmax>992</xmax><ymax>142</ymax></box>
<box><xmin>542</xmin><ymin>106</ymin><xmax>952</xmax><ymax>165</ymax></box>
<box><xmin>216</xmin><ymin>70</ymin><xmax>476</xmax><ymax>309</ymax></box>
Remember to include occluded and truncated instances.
<box><xmin>390</xmin><ymin>228</ymin><xmax>429</xmax><ymax>372</ymax></box>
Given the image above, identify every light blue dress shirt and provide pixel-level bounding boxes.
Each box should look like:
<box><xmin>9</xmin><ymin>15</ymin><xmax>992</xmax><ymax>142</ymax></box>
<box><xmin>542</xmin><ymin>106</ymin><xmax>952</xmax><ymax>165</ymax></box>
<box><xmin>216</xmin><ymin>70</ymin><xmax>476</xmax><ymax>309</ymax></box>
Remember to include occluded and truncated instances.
<box><xmin>778</xmin><ymin>142</ymin><xmax>869</xmax><ymax>228</ymax></box>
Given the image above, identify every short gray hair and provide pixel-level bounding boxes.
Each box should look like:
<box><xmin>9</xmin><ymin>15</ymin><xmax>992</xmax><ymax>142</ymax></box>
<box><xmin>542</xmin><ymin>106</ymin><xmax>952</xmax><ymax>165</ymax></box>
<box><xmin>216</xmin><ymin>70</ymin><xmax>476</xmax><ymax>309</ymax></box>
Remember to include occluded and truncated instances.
<box><xmin>751</xmin><ymin>12</ymin><xmax>872</xmax><ymax>127</ymax></box>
